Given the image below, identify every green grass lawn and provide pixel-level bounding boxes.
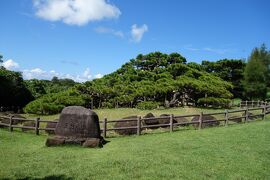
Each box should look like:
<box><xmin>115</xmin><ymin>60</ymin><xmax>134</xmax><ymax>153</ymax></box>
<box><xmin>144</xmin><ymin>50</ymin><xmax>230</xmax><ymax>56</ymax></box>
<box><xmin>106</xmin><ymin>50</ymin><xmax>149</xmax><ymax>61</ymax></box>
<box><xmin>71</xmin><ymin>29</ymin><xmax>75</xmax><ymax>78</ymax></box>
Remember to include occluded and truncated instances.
<box><xmin>1</xmin><ymin>119</ymin><xmax>270</xmax><ymax>179</ymax></box>
<box><xmin>21</xmin><ymin>107</ymin><xmax>264</xmax><ymax>137</ymax></box>
<box><xmin>23</xmin><ymin>106</ymin><xmax>241</xmax><ymax>121</ymax></box>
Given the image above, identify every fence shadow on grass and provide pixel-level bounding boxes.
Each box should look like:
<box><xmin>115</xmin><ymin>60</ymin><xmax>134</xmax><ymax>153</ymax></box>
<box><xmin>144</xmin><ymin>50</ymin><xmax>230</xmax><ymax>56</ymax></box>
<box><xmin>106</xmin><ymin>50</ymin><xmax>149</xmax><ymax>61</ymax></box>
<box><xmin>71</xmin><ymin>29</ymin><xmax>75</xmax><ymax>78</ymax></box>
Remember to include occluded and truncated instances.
<box><xmin>15</xmin><ymin>175</ymin><xmax>73</xmax><ymax>180</ymax></box>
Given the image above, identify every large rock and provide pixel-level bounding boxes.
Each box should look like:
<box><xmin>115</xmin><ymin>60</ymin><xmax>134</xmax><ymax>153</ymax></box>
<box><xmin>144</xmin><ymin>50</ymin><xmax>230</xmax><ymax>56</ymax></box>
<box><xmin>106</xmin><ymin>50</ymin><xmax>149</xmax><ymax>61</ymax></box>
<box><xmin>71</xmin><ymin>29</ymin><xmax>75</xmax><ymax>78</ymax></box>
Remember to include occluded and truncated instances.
<box><xmin>45</xmin><ymin>106</ymin><xmax>105</xmax><ymax>148</ymax></box>
<box><xmin>114</xmin><ymin>116</ymin><xmax>138</xmax><ymax>135</ymax></box>
<box><xmin>158</xmin><ymin>114</ymin><xmax>189</xmax><ymax>127</ymax></box>
<box><xmin>191</xmin><ymin>115</ymin><xmax>220</xmax><ymax>128</ymax></box>
<box><xmin>158</xmin><ymin>114</ymin><xmax>170</xmax><ymax>124</ymax></box>
<box><xmin>83</xmin><ymin>138</ymin><xmax>101</xmax><ymax>148</ymax></box>
<box><xmin>46</xmin><ymin>136</ymin><xmax>65</xmax><ymax>147</ymax></box>
<box><xmin>174</xmin><ymin>116</ymin><xmax>189</xmax><ymax>126</ymax></box>
<box><xmin>143</xmin><ymin>113</ymin><xmax>159</xmax><ymax>126</ymax></box>
<box><xmin>228</xmin><ymin>116</ymin><xmax>242</xmax><ymax>123</ymax></box>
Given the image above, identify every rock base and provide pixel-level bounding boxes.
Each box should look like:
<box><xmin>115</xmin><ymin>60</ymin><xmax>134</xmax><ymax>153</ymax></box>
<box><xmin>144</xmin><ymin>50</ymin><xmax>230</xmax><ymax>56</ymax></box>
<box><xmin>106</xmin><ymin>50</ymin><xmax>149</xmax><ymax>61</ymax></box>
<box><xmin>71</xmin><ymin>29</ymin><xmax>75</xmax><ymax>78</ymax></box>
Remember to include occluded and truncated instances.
<box><xmin>82</xmin><ymin>138</ymin><xmax>101</xmax><ymax>148</ymax></box>
<box><xmin>46</xmin><ymin>136</ymin><xmax>65</xmax><ymax>147</ymax></box>
<box><xmin>45</xmin><ymin>136</ymin><xmax>103</xmax><ymax>148</ymax></box>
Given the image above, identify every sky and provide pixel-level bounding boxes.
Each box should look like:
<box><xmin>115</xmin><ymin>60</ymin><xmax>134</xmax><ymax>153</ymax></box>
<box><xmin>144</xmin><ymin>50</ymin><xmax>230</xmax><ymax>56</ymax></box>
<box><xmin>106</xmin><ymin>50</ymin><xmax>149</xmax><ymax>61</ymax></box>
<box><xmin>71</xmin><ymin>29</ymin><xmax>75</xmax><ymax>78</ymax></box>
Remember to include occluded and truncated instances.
<box><xmin>0</xmin><ymin>0</ymin><xmax>269</xmax><ymax>82</ymax></box>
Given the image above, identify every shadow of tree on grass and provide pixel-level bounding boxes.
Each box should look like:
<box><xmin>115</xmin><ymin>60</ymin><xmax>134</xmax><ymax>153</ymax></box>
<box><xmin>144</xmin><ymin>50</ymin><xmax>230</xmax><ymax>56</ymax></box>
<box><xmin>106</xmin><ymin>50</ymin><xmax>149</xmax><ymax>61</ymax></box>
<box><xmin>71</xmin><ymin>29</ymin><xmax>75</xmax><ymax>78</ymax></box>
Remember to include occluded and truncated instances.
<box><xmin>3</xmin><ymin>175</ymin><xmax>73</xmax><ymax>180</ymax></box>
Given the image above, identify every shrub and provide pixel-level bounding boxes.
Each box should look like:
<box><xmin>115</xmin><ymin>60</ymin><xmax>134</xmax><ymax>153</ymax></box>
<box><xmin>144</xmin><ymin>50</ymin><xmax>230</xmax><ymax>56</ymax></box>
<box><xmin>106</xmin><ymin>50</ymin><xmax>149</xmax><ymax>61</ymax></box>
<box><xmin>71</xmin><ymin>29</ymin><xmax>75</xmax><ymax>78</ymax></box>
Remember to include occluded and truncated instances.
<box><xmin>24</xmin><ymin>88</ymin><xmax>85</xmax><ymax>115</ymax></box>
<box><xmin>197</xmin><ymin>97</ymin><xmax>231</xmax><ymax>108</ymax></box>
<box><xmin>136</xmin><ymin>101</ymin><xmax>160</xmax><ymax>110</ymax></box>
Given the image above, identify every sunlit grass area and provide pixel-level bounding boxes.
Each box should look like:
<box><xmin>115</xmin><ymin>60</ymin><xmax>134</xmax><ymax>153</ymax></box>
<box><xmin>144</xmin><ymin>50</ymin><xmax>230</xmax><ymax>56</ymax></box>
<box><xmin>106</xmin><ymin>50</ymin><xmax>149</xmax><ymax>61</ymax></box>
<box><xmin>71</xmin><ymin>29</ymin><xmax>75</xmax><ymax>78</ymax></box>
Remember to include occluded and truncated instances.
<box><xmin>23</xmin><ymin>106</ymin><xmax>242</xmax><ymax>121</ymax></box>
<box><xmin>0</xmin><ymin>119</ymin><xmax>270</xmax><ymax>179</ymax></box>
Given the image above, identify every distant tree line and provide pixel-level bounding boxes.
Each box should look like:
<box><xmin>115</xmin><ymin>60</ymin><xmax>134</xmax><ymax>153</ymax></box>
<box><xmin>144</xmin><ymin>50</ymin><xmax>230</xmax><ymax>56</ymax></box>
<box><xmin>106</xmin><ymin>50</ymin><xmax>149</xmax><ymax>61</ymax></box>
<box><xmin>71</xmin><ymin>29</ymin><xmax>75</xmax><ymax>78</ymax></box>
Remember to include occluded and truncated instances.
<box><xmin>24</xmin><ymin>52</ymin><xmax>236</xmax><ymax>114</ymax></box>
<box><xmin>24</xmin><ymin>77</ymin><xmax>77</xmax><ymax>99</ymax></box>
<box><xmin>1</xmin><ymin>44</ymin><xmax>269</xmax><ymax>114</ymax></box>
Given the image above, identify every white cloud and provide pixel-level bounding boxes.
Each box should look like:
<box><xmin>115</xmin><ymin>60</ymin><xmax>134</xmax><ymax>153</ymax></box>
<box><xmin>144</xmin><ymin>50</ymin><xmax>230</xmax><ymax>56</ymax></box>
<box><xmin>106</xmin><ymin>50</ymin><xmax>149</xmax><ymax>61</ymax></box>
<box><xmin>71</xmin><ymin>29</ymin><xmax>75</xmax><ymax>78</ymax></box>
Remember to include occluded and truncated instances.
<box><xmin>203</xmin><ymin>47</ymin><xmax>230</xmax><ymax>54</ymax></box>
<box><xmin>33</xmin><ymin>0</ymin><xmax>121</xmax><ymax>26</ymax></box>
<box><xmin>94</xmin><ymin>73</ymin><xmax>103</xmax><ymax>79</ymax></box>
<box><xmin>23</xmin><ymin>67</ymin><xmax>98</xmax><ymax>82</ymax></box>
<box><xmin>2</xmin><ymin>59</ymin><xmax>19</xmax><ymax>70</ymax></box>
<box><xmin>30</xmin><ymin>68</ymin><xmax>46</xmax><ymax>74</ymax></box>
<box><xmin>23</xmin><ymin>68</ymin><xmax>49</xmax><ymax>79</ymax></box>
<box><xmin>60</xmin><ymin>60</ymin><xmax>79</xmax><ymax>66</ymax></box>
<box><xmin>1</xmin><ymin>58</ymin><xmax>101</xmax><ymax>82</ymax></box>
<box><xmin>130</xmin><ymin>24</ymin><xmax>148</xmax><ymax>43</ymax></box>
<box><xmin>83</xmin><ymin>68</ymin><xmax>92</xmax><ymax>79</ymax></box>
<box><xmin>184</xmin><ymin>44</ymin><xmax>200</xmax><ymax>51</ymax></box>
<box><xmin>94</xmin><ymin>26</ymin><xmax>124</xmax><ymax>38</ymax></box>
<box><xmin>184</xmin><ymin>45</ymin><xmax>235</xmax><ymax>54</ymax></box>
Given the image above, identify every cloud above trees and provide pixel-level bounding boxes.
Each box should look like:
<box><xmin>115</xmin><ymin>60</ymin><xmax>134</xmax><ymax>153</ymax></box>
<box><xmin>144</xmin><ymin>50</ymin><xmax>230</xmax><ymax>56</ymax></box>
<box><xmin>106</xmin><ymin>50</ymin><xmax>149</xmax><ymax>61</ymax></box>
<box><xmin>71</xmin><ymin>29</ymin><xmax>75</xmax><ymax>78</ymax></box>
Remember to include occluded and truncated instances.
<box><xmin>130</xmin><ymin>24</ymin><xmax>148</xmax><ymax>43</ymax></box>
<box><xmin>2</xmin><ymin>59</ymin><xmax>102</xmax><ymax>82</ymax></box>
<box><xmin>2</xmin><ymin>59</ymin><xmax>19</xmax><ymax>70</ymax></box>
<box><xmin>33</xmin><ymin>0</ymin><xmax>121</xmax><ymax>26</ymax></box>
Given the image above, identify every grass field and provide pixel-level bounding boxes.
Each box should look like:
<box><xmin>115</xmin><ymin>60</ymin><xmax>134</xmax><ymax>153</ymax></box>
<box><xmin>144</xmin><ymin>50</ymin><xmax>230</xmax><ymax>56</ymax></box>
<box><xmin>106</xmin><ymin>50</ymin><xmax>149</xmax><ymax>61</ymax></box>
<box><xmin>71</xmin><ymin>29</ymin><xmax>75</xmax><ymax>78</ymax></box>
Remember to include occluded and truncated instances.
<box><xmin>23</xmin><ymin>106</ymin><xmax>241</xmax><ymax>120</ymax></box>
<box><xmin>1</xmin><ymin>119</ymin><xmax>270</xmax><ymax>179</ymax></box>
<box><xmin>21</xmin><ymin>106</ymin><xmax>264</xmax><ymax>137</ymax></box>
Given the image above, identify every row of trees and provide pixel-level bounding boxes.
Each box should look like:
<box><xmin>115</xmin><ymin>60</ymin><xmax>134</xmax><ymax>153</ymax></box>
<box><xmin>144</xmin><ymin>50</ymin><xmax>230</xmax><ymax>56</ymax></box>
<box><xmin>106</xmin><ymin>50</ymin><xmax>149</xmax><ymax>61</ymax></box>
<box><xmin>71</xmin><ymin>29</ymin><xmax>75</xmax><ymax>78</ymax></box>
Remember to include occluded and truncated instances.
<box><xmin>1</xmin><ymin>44</ymin><xmax>269</xmax><ymax>114</ymax></box>
<box><xmin>0</xmin><ymin>55</ymin><xmax>78</xmax><ymax>111</ymax></box>
<box><xmin>23</xmin><ymin>52</ymin><xmax>235</xmax><ymax>114</ymax></box>
<box><xmin>25</xmin><ymin>77</ymin><xmax>77</xmax><ymax>99</ymax></box>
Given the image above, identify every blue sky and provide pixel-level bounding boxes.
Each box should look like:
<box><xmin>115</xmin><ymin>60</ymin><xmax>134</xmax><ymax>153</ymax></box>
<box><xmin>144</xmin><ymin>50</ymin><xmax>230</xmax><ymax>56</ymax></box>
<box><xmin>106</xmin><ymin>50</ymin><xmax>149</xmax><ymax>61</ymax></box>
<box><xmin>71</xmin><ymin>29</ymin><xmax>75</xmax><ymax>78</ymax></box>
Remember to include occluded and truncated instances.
<box><xmin>0</xmin><ymin>0</ymin><xmax>269</xmax><ymax>82</ymax></box>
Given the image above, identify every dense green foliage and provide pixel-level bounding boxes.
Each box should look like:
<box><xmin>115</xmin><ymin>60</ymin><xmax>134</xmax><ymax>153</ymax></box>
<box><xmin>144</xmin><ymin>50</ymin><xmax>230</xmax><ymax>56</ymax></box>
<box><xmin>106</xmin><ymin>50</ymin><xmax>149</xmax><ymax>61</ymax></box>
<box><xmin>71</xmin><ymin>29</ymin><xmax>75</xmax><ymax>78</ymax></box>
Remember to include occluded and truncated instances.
<box><xmin>197</xmin><ymin>97</ymin><xmax>231</xmax><ymax>108</ymax></box>
<box><xmin>2</xmin><ymin>45</ymin><xmax>269</xmax><ymax>114</ymax></box>
<box><xmin>1</xmin><ymin>120</ymin><xmax>270</xmax><ymax>179</ymax></box>
<box><xmin>23</xmin><ymin>88</ymin><xmax>86</xmax><ymax>115</ymax></box>
<box><xmin>202</xmin><ymin>59</ymin><xmax>245</xmax><ymax>98</ymax></box>
<box><xmin>243</xmin><ymin>45</ymin><xmax>270</xmax><ymax>100</ymax></box>
<box><xmin>0</xmin><ymin>67</ymin><xmax>33</xmax><ymax>108</ymax></box>
<box><xmin>25</xmin><ymin>77</ymin><xmax>77</xmax><ymax>99</ymax></box>
<box><xmin>74</xmin><ymin>52</ymin><xmax>233</xmax><ymax>111</ymax></box>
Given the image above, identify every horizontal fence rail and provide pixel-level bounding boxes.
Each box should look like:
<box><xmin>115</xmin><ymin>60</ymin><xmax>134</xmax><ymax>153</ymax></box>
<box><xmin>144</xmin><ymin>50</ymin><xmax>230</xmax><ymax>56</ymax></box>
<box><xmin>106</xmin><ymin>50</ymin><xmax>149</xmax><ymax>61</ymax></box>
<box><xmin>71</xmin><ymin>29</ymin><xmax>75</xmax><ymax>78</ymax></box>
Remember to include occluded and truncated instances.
<box><xmin>0</xmin><ymin>105</ymin><xmax>270</xmax><ymax>138</ymax></box>
<box><xmin>240</xmin><ymin>100</ymin><xmax>270</xmax><ymax>108</ymax></box>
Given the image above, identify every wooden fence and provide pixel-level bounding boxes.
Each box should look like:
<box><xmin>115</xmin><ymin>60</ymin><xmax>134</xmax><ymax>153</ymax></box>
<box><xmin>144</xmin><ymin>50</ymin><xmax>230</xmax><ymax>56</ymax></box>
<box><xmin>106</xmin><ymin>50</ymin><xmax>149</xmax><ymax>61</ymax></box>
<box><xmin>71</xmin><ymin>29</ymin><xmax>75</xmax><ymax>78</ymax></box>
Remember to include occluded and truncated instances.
<box><xmin>240</xmin><ymin>100</ymin><xmax>270</xmax><ymax>108</ymax></box>
<box><xmin>0</xmin><ymin>105</ymin><xmax>270</xmax><ymax>138</ymax></box>
<box><xmin>0</xmin><ymin>117</ymin><xmax>57</xmax><ymax>135</ymax></box>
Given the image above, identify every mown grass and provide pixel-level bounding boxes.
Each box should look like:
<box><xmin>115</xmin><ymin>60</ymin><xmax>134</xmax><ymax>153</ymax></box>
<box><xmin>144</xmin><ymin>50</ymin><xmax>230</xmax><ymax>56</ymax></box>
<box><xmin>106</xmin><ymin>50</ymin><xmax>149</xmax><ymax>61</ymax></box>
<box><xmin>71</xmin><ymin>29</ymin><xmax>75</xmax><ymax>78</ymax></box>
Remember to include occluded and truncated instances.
<box><xmin>1</xmin><ymin>119</ymin><xmax>270</xmax><ymax>179</ymax></box>
<box><xmin>23</xmin><ymin>106</ymin><xmax>239</xmax><ymax>121</ymax></box>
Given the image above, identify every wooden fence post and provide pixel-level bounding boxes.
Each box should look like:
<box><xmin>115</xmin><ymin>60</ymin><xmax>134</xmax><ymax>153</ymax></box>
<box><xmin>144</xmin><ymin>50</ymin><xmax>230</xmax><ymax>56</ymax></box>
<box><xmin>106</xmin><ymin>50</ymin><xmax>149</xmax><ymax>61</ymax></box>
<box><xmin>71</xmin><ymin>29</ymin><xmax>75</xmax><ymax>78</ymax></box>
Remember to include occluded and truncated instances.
<box><xmin>170</xmin><ymin>114</ymin><xmax>174</xmax><ymax>132</ymax></box>
<box><xmin>251</xmin><ymin>100</ymin><xmax>254</xmax><ymax>107</ymax></box>
<box><xmin>35</xmin><ymin>118</ymin><xmax>40</xmax><ymax>135</ymax></box>
<box><xmin>240</xmin><ymin>100</ymin><xmax>242</xmax><ymax>108</ymax></box>
<box><xmin>103</xmin><ymin>118</ymin><xmax>107</xmax><ymax>138</ymax></box>
<box><xmin>245</xmin><ymin>100</ymin><xmax>248</xmax><ymax>108</ymax></box>
<box><xmin>245</xmin><ymin>107</ymin><xmax>249</xmax><ymax>123</ymax></box>
<box><xmin>137</xmin><ymin>116</ymin><xmax>141</xmax><ymax>135</ymax></box>
<box><xmin>9</xmin><ymin>116</ymin><xmax>13</xmax><ymax>132</ymax></box>
<box><xmin>225</xmin><ymin>110</ymin><xmax>229</xmax><ymax>126</ymax></box>
<box><xmin>263</xmin><ymin>106</ymin><xmax>266</xmax><ymax>121</ymax></box>
<box><xmin>198</xmin><ymin>112</ymin><xmax>203</xmax><ymax>130</ymax></box>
